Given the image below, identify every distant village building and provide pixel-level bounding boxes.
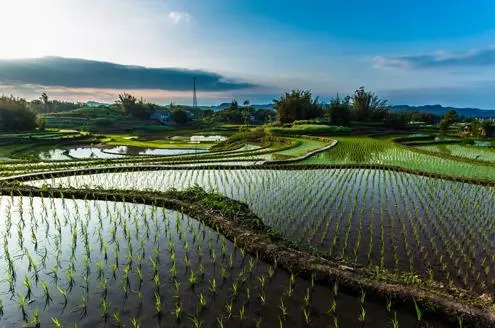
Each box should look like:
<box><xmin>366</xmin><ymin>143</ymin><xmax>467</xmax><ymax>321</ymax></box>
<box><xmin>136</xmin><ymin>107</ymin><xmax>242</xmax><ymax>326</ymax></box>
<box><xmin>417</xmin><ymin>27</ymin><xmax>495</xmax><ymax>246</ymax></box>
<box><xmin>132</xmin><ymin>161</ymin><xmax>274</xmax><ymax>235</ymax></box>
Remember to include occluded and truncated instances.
<box><xmin>190</xmin><ymin>135</ymin><xmax>227</xmax><ymax>143</ymax></box>
<box><xmin>150</xmin><ymin>111</ymin><xmax>172</xmax><ymax>124</ymax></box>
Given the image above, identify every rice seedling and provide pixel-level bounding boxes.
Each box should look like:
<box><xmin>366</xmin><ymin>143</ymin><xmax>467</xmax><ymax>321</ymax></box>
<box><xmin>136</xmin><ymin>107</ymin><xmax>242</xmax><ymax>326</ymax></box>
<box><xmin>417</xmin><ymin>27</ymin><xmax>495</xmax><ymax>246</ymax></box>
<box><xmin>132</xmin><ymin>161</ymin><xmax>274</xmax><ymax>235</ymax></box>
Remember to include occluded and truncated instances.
<box><xmin>31</xmin><ymin>307</ymin><xmax>40</xmax><ymax>327</ymax></box>
<box><xmin>413</xmin><ymin>299</ymin><xmax>423</xmax><ymax>322</ymax></box>
<box><xmin>239</xmin><ymin>304</ymin><xmax>246</xmax><ymax>321</ymax></box>
<box><xmin>302</xmin><ymin>306</ymin><xmax>311</xmax><ymax>325</ymax></box>
<box><xmin>358</xmin><ymin>305</ymin><xmax>366</xmax><ymax>323</ymax></box>
<box><xmin>391</xmin><ymin>312</ymin><xmax>400</xmax><ymax>328</ymax></box>
<box><xmin>279</xmin><ymin>297</ymin><xmax>288</xmax><ymax>318</ymax></box>
<box><xmin>22</xmin><ymin>275</ymin><xmax>32</xmax><ymax>300</ymax></box>
<box><xmin>112</xmin><ymin>311</ymin><xmax>122</xmax><ymax>327</ymax></box>
<box><xmin>154</xmin><ymin>292</ymin><xmax>162</xmax><ymax>316</ymax></box>
<box><xmin>130</xmin><ymin>317</ymin><xmax>141</xmax><ymax>328</ymax></box>
<box><xmin>255</xmin><ymin>316</ymin><xmax>262</xmax><ymax>328</ymax></box>
<box><xmin>188</xmin><ymin>314</ymin><xmax>203</xmax><ymax>328</ymax></box>
<box><xmin>224</xmin><ymin>301</ymin><xmax>233</xmax><ymax>319</ymax></box>
<box><xmin>100</xmin><ymin>296</ymin><xmax>111</xmax><ymax>321</ymax></box>
<box><xmin>51</xmin><ymin>317</ymin><xmax>63</xmax><ymax>328</ymax></box>
<box><xmin>209</xmin><ymin>278</ymin><xmax>217</xmax><ymax>294</ymax></box>
<box><xmin>216</xmin><ymin>316</ymin><xmax>225</xmax><ymax>328</ymax></box>
<box><xmin>18</xmin><ymin>295</ymin><xmax>27</xmax><ymax>322</ymax></box>
<box><xmin>41</xmin><ymin>280</ymin><xmax>52</xmax><ymax>305</ymax></box>
<box><xmin>174</xmin><ymin>301</ymin><xmax>182</xmax><ymax>321</ymax></box>
<box><xmin>198</xmin><ymin>292</ymin><xmax>207</xmax><ymax>312</ymax></box>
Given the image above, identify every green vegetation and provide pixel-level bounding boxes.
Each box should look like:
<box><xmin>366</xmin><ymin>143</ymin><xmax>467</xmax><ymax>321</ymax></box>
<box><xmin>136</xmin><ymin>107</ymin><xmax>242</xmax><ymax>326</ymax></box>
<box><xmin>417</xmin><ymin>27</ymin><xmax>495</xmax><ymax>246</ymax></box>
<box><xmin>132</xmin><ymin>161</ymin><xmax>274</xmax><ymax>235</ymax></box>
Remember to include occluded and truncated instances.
<box><xmin>269</xmin><ymin>137</ymin><xmax>329</xmax><ymax>159</ymax></box>
<box><xmin>210</xmin><ymin>129</ymin><xmax>269</xmax><ymax>152</ymax></box>
<box><xmin>31</xmin><ymin>92</ymin><xmax>80</xmax><ymax>113</ymax></box>
<box><xmin>352</xmin><ymin>86</ymin><xmax>388</xmax><ymax>121</ymax></box>
<box><xmin>417</xmin><ymin>143</ymin><xmax>495</xmax><ymax>162</ymax></box>
<box><xmin>274</xmin><ymin>90</ymin><xmax>322</xmax><ymax>124</ymax></box>
<box><xmin>0</xmin><ymin>96</ymin><xmax>44</xmax><ymax>131</ymax></box>
<box><xmin>439</xmin><ymin>110</ymin><xmax>458</xmax><ymax>132</ymax></box>
<box><xmin>269</xmin><ymin>124</ymin><xmax>350</xmax><ymax>136</ymax></box>
<box><xmin>170</xmin><ymin>106</ymin><xmax>188</xmax><ymax>124</ymax></box>
<box><xmin>116</xmin><ymin>93</ymin><xmax>154</xmax><ymax>119</ymax></box>
<box><xmin>325</xmin><ymin>95</ymin><xmax>352</xmax><ymax>125</ymax></box>
<box><xmin>102</xmin><ymin>134</ymin><xmax>212</xmax><ymax>149</ymax></box>
<box><xmin>302</xmin><ymin>136</ymin><xmax>495</xmax><ymax>179</ymax></box>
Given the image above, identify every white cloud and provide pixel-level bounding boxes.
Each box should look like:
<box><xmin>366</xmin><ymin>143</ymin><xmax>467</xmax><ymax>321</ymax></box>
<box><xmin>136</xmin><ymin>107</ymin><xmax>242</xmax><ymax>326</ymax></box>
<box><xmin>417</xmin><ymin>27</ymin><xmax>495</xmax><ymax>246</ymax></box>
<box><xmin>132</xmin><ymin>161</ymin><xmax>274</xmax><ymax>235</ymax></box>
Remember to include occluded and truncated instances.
<box><xmin>373</xmin><ymin>47</ymin><xmax>495</xmax><ymax>70</ymax></box>
<box><xmin>168</xmin><ymin>11</ymin><xmax>192</xmax><ymax>24</ymax></box>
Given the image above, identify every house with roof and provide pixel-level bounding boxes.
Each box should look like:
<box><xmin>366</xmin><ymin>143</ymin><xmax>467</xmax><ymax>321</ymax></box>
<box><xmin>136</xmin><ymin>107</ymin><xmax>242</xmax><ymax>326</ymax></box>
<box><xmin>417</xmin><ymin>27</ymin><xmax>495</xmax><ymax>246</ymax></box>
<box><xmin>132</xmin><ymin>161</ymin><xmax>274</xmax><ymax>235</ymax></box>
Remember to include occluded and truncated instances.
<box><xmin>150</xmin><ymin>111</ymin><xmax>172</xmax><ymax>124</ymax></box>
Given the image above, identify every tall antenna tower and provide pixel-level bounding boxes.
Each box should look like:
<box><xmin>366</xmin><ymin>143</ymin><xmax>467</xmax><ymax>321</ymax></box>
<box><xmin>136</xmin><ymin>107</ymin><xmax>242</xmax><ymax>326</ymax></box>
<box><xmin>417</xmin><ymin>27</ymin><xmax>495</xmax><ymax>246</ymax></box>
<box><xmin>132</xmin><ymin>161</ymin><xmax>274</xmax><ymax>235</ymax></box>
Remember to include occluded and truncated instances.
<box><xmin>192</xmin><ymin>77</ymin><xmax>198</xmax><ymax>108</ymax></box>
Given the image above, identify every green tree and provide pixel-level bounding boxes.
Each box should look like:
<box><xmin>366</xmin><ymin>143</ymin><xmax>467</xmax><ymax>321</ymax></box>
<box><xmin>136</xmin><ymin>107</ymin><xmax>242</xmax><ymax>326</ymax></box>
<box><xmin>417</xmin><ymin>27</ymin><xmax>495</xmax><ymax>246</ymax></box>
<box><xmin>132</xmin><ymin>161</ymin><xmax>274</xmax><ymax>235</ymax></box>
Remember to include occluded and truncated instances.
<box><xmin>40</xmin><ymin>92</ymin><xmax>50</xmax><ymax>112</ymax></box>
<box><xmin>116</xmin><ymin>93</ymin><xmax>152</xmax><ymax>119</ymax></box>
<box><xmin>255</xmin><ymin>109</ymin><xmax>275</xmax><ymax>124</ymax></box>
<box><xmin>438</xmin><ymin>110</ymin><xmax>458</xmax><ymax>132</ymax></box>
<box><xmin>0</xmin><ymin>96</ymin><xmax>42</xmax><ymax>131</ymax></box>
<box><xmin>327</xmin><ymin>95</ymin><xmax>351</xmax><ymax>126</ymax></box>
<box><xmin>242</xmin><ymin>100</ymin><xmax>252</xmax><ymax>125</ymax></box>
<box><xmin>352</xmin><ymin>86</ymin><xmax>388</xmax><ymax>121</ymax></box>
<box><xmin>479</xmin><ymin>120</ymin><xmax>494</xmax><ymax>137</ymax></box>
<box><xmin>230</xmin><ymin>99</ymin><xmax>239</xmax><ymax>111</ymax></box>
<box><xmin>171</xmin><ymin>107</ymin><xmax>189</xmax><ymax>124</ymax></box>
<box><xmin>384</xmin><ymin>111</ymin><xmax>409</xmax><ymax>129</ymax></box>
<box><xmin>274</xmin><ymin>90</ymin><xmax>321</xmax><ymax>124</ymax></box>
<box><xmin>40</xmin><ymin>92</ymin><xmax>49</xmax><ymax>105</ymax></box>
<box><xmin>411</xmin><ymin>112</ymin><xmax>438</xmax><ymax>125</ymax></box>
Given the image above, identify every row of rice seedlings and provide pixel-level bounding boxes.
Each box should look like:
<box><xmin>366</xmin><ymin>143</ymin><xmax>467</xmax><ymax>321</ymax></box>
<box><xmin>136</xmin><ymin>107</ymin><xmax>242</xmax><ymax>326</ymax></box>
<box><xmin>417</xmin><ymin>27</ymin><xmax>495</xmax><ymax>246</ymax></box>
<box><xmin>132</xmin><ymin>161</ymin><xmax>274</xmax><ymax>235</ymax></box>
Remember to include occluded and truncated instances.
<box><xmin>27</xmin><ymin>168</ymin><xmax>495</xmax><ymax>294</ymax></box>
<box><xmin>301</xmin><ymin>136</ymin><xmax>495</xmax><ymax>180</ymax></box>
<box><xmin>0</xmin><ymin>193</ymin><xmax>455</xmax><ymax>327</ymax></box>
<box><xmin>414</xmin><ymin>174</ymin><xmax>495</xmax><ymax>292</ymax></box>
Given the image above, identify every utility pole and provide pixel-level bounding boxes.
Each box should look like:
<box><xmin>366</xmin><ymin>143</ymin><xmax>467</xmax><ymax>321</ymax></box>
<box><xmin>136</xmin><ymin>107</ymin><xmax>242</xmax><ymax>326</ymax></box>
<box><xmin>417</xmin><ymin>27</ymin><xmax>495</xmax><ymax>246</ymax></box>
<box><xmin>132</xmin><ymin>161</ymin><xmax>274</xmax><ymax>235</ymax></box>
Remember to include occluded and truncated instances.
<box><xmin>193</xmin><ymin>77</ymin><xmax>197</xmax><ymax>108</ymax></box>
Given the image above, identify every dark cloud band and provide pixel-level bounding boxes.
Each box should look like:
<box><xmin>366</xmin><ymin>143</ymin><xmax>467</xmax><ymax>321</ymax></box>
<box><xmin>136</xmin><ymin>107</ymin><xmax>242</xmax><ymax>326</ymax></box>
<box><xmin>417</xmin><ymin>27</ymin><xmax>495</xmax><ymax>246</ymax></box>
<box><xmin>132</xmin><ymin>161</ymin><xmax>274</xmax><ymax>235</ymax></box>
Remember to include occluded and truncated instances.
<box><xmin>0</xmin><ymin>57</ymin><xmax>258</xmax><ymax>91</ymax></box>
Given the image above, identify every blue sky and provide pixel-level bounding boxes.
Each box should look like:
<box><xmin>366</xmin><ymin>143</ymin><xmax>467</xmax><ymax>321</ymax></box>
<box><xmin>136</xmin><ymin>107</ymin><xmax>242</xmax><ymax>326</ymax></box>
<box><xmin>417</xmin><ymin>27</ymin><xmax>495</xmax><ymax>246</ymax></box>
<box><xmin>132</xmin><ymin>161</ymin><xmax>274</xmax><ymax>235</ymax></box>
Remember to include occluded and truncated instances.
<box><xmin>1</xmin><ymin>0</ymin><xmax>495</xmax><ymax>107</ymax></box>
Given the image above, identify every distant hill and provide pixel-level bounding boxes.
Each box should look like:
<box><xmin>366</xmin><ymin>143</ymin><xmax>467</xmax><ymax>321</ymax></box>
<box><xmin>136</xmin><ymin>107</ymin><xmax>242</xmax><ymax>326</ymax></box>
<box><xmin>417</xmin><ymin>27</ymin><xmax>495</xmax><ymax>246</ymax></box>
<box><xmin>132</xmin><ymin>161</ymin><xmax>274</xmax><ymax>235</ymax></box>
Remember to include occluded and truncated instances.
<box><xmin>390</xmin><ymin>104</ymin><xmax>495</xmax><ymax>118</ymax></box>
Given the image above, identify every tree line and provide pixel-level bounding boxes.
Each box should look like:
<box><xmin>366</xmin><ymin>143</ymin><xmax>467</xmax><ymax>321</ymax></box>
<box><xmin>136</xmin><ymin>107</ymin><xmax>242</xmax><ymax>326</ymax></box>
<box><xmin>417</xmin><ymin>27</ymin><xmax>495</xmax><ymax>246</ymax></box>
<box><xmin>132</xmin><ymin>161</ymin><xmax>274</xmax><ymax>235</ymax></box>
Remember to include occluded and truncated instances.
<box><xmin>274</xmin><ymin>87</ymin><xmax>438</xmax><ymax>128</ymax></box>
<box><xmin>0</xmin><ymin>88</ymin><xmax>491</xmax><ymax>134</ymax></box>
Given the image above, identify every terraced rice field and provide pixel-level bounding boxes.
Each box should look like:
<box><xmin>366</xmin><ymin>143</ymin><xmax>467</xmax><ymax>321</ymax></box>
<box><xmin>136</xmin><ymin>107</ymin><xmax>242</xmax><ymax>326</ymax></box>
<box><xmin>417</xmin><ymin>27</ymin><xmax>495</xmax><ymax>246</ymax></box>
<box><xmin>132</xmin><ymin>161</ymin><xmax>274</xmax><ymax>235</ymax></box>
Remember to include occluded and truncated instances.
<box><xmin>30</xmin><ymin>168</ymin><xmax>495</xmax><ymax>297</ymax></box>
<box><xmin>301</xmin><ymin>137</ymin><xmax>495</xmax><ymax>179</ymax></box>
<box><xmin>416</xmin><ymin>144</ymin><xmax>495</xmax><ymax>162</ymax></box>
<box><xmin>0</xmin><ymin>196</ymin><xmax>443</xmax><ymax>327</ymax></box>
<box><xmin>2</xmin><ymin>134</ymin><xmax>494</xmax><ymax>327</ymax></box>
